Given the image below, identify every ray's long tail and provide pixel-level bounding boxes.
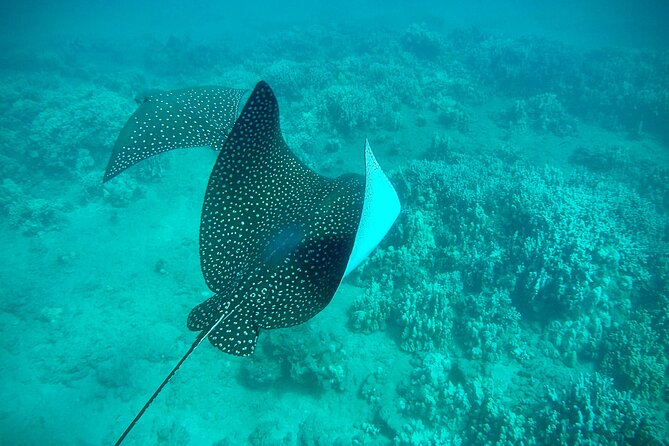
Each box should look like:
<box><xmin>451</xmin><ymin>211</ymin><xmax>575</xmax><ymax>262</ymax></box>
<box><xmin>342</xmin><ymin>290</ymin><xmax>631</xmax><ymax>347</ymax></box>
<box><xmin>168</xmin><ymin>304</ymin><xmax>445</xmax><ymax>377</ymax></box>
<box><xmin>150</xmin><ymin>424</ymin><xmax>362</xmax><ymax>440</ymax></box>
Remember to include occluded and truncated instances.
<box><xmin>113</xmin><ymin>330</ymin><xmax>207</xmax><ymax>445</ymax></box>
<box><xmin>114</xmin><ymin>301</ymin><xmax>240</xmax><ymax>445</ymax></box>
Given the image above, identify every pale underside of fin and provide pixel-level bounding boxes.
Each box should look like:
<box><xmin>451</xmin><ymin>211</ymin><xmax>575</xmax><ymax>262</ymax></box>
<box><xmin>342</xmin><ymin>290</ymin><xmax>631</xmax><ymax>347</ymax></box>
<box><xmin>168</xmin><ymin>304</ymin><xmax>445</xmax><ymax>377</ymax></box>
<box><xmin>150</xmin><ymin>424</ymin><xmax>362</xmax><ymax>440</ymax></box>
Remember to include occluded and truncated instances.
<box><xmin>344</xmin><ymin>139</ymin><xmax>401</xmax><ymax>276</ymax></box>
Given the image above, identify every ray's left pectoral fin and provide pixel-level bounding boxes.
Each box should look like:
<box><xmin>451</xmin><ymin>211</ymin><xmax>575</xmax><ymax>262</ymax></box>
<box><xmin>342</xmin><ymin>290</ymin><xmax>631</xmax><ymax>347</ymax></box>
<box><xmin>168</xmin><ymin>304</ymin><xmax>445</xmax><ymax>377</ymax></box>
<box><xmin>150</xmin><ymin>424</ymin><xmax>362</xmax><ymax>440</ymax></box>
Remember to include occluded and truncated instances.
<box><xmin>343</xmin><ymin>139</ymin><xmax>401</xmax><ymax>276</ymax></box>
<box><xmin>104</xmin><ymin>87</ymin><xmax>248</xmax><ymax>182</ymax></box>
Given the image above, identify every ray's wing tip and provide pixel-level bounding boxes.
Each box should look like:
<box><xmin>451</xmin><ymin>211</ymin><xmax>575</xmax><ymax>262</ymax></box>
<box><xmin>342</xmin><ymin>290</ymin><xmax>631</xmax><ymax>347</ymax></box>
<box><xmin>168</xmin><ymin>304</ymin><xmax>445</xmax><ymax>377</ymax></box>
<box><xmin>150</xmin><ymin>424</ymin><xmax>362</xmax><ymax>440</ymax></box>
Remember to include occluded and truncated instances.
<box><xmin>102</xmin><ymin>167</ymin><xmax>117</xmax><ymax>183</ymax></box>
<box><xmin>103</xmin><ymin>150</ymin><xmax>126</xmax><ymax>182</ymax></box>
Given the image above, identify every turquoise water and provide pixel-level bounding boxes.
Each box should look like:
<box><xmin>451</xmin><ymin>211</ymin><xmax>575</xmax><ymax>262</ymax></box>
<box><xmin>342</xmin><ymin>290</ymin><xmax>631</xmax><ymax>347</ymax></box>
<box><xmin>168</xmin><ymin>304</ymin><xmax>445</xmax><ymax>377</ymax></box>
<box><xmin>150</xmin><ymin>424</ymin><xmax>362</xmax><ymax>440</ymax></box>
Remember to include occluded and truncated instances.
<box><xmin>1</xmin><ymin>1</ymin><xmax>668</xmax><ymax>445</ymax></box>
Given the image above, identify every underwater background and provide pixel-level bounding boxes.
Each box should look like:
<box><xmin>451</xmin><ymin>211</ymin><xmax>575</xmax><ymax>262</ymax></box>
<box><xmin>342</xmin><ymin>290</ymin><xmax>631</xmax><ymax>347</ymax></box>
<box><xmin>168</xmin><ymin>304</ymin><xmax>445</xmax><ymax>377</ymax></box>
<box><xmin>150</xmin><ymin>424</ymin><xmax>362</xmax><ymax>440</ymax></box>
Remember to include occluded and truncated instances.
<box><xmin>1</xmin><ymin>0</ymin><xmax>668</xmax><ymax>444</ymax></box>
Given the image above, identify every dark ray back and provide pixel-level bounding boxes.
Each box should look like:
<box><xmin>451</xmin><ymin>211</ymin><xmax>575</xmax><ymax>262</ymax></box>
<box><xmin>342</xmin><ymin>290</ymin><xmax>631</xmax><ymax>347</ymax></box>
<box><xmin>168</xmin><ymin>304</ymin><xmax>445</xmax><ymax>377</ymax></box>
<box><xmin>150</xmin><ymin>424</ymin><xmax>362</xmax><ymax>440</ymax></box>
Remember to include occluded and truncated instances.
<box><xmin>188</xmin><ymin>81</ymin><xmax>364</xmax><ymax>356</ymax></box>
<box><xmin>103</xmin><ymin>87</ymin><xmax>247</xmax><ymax>182</ymax></box>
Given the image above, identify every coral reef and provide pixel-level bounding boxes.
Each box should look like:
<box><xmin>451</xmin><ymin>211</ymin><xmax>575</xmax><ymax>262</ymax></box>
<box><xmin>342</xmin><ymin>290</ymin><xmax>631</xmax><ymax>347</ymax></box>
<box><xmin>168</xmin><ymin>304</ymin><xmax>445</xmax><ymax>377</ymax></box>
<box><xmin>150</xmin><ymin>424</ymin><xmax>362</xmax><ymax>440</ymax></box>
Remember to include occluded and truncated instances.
<box><xmin>400</xmin><ymin>24</ymin><xmax>445</xmax><ymax>60</ymax></box>
<box><xmin>463</xmin><ymin>379</ymin><xmax>535</xmax><ymax>446</ymax></box>
<box><xmin>394</xmin><ymin>420</ymin><xmax>460</xmax><ymax>446</ymax></box>
<box><xmin>431</xmin><ymin>94</ymin><xmax>470</xmax><ymax>132</ymax></box>
<box><xmin>1</xmin><ymin>76</ymin><xmax>132</xmax><ymax>182</ymax></box>
<box><xmin>536</xmin><ymin>374</ymin><xmax>659</xmax><ymax>444</ymax></box>
<box><xmin>394</xmin><ymin>356</ymin><xmax>663</xmax><ymax>445</ymax></box>
<box><xmin>499</xmin><ymin>93</ymin><xmax>576</xmax><ymax>136</ymax></box>
<box><xmin>601</xmin><ymin>314</ymin><xmax>667</xmax><ymax>400</ymax></box>
<box><xmin>568</xmin><ymin>145</ymin><xmax>669</xmax><ymax>213</ymax></box>
<box><xmin>239</xmin><ymin>325</ymin><xmax>348</xmax><ymax>392</ymax></box>
<box><xmin>238</xmin><ymin>354</ymin><xmax>283</xmax><ymax>389</ymax></box>
<box><xmin>248</xmin><ymin>421</ymin><xmax>292</xmax><ymax>446</ymax></box>
<box><xmin>396</xmin><ymin>276</ymin><xmax>455</xmax><ymax>352</ymax></box>
<box><xmin>101</xmin><ymin>175</ymin><xmax>145</xmax><ymax>208</ymax></box>
<box><xmin>568</xmin><ymin>144</ymin><xmax>633</xmax><ymax>172</ymax></box>
<box><xmin>260</xmin><ymin>59</ymin><xmax>327</xmax><ymax>101</ymax></box>
<box><xmin>298</xmin><ymin>413</ymin><xmax>352</xmax><ymax>446</ymax></box>
<box><xmin>1</xmin><ymin>178</ymin><xmax>66</xmax><ymax>235</ymax></box>
<box><xmin>397</xmin><ymin>353</ymin><xmax>469</xmax><ymax>429</ymax></box>
<box><xmin>356</xmin><ymin>152</ymin><xmax>667</xmax><ymax>379</ymax></box>
<box><xmin>142</xmin><ymin>35</ymin><xmax>225</xmax><ymax>77</ymax></box>
<box><xmin>322</xmin><ymin>84</ymin><xmax>380</xmax><ymax>134</ymax></box>
<box><xmin>349</xmin><ymin>280</ymin><xmax>393</xmax><ymax>334</ymax></box>
<box><xmin>395</xmin><ymin>353</ymin><xmax>537</xmax><ymax>445</ymax></box>
<box><xmin>348</xmin><ymin>271</ymin><xmax>457</xmax><ymax>353</ymax></box>
<box><xmin>461</xmin><ymin>33</ymin><xmax>669</xmax><ymax>139</ymax></box>
<box><xmin>453</xmin><ymin>289</ymin><xmax>520</xmax><ymax>361</ymax></box>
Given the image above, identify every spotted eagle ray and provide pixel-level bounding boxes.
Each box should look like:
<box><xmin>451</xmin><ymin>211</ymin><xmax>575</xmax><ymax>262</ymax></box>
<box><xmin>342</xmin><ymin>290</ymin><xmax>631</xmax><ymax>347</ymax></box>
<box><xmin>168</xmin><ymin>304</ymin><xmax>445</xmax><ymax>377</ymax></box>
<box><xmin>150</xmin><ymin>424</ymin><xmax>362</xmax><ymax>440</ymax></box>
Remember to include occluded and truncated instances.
<box><xmin>104</xmin><ymin>81</ymin><xmax>400</xmax><ymax>444</ymax></box>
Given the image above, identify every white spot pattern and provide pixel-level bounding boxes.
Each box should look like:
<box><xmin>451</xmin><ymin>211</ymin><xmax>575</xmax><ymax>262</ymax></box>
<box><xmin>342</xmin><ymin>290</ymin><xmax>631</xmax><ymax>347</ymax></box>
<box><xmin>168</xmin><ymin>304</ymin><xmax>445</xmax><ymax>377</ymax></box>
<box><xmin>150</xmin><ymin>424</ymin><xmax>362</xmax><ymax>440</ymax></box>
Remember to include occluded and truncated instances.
<box><xmin>188</xmin><ymin>81</ymin><xmax>364</xmax><ymax>356</ymax></box>
<box><xmin>103</xmin><ymin>87</ymin><xmax>247</xmax><ymax>182</ymax></box>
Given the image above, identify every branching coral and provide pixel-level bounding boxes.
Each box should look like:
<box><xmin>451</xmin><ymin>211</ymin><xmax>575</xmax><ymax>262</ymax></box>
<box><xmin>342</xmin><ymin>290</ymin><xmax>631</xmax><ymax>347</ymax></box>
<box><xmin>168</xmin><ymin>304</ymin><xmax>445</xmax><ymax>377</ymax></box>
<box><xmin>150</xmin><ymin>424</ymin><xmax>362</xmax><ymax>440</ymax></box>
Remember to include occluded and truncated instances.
<box><xmin>400</xmin><ymin>24</ymin><xmax>445</xmax><ymax>60</ymax></box>
<box><xmin>396</xmin><ymin>275</ymin><xmax>456</xmax><ymax>352</ymax></box>
<box><xmin>536</xmin><ymin>373</ymin><xmax>659</xmax><ymax>444</ymax></box>
<box><xmin>1</xmin><ymin>178</ymin><xmax>66</xmax><ymax>235</ymax></box>
<box><xmin>240</xmin><ymin>325</ymin><xmax>348</xmax><ymax>392</ymax></box>
<box><xmin>356</xmin><ymin>155</ymin><xmax>665</xmax><ymax>368</ymax></box>
<box><xmin>349</xmin><ymin>280</ymin><xmax>393</xmax><ymax>334</ymax></box>
<box><xmin>397</xmin><ymin>353</ymin><xmax>470</xmax><ymax>429</ymax></box>
<box><xmin>453</xmin><ymin>289</ymin><xmax>520</xmax><ymax>361</ymax></box>
<box><xmin>396</xmin><ymin>354</ymin><xmax>537</xmax><ymax>445</ymax></box>
<box><xmin>601</xmin><ymin>314</ymin><xmax>667</xmax><ymax>400</ymax></box>
<box><xmin>322</xmin><ymin>84</ymin><xmax>380</xmax><ymax>134</ymax></box>
<box><xmin>500</xmin><ymin>93</ymin><xmax>576</xmax><ymax>136</ymax></box>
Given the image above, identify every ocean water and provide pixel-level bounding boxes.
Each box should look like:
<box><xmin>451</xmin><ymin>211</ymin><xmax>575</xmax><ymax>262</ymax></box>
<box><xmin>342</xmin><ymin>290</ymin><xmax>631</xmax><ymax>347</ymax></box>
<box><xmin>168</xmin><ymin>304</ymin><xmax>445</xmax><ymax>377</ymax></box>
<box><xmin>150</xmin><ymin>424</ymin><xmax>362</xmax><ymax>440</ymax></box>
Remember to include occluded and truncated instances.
<box><xmin>1</xmin><ymin>1</ymin><xmax>668</xmax><ymax>445</ymax></box>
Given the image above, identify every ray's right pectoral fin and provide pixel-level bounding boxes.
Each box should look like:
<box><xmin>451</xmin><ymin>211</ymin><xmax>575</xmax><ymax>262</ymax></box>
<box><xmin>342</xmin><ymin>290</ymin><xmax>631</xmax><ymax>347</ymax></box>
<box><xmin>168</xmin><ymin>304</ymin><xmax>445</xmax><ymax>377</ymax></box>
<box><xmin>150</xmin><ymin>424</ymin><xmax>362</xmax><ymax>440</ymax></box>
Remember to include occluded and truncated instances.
<box><xmin>187</xmin><ymin>294</ymin><xmax>259</xmax><ymax>357</ymax></box>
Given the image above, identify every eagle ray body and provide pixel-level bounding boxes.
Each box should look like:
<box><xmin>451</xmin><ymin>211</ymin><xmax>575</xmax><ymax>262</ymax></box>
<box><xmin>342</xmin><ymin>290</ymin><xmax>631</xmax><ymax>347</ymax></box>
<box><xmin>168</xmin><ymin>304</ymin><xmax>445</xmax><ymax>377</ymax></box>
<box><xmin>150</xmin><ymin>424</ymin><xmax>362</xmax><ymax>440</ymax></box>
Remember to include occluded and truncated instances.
<box><xmin>105</xmin><ymin>81</ymin><xmax>399</xmax><ymax>445</ymax></box>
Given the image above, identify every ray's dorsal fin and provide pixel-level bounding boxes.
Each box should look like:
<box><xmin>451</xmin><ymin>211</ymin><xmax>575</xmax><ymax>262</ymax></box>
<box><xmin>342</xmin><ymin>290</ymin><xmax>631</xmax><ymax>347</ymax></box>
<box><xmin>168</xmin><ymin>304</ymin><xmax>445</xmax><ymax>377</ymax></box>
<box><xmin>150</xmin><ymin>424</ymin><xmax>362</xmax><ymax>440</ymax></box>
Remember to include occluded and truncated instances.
<box><xmin>103</xmin><ymin>86</ymin><xmax>248</xmax><ymax>182</ymax></box>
